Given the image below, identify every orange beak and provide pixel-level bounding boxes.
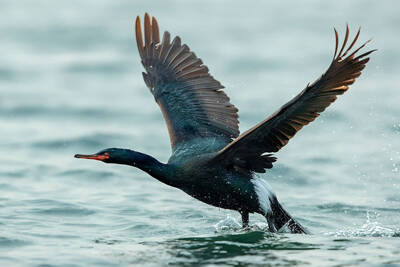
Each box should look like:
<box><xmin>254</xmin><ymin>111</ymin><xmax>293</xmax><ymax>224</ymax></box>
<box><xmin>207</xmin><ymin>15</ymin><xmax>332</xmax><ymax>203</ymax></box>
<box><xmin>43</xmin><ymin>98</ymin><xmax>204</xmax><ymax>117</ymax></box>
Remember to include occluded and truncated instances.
<box><xmin>74</xmin><ymin>153</ymin><xmax>110</xmax><ymax>161</ymax></box>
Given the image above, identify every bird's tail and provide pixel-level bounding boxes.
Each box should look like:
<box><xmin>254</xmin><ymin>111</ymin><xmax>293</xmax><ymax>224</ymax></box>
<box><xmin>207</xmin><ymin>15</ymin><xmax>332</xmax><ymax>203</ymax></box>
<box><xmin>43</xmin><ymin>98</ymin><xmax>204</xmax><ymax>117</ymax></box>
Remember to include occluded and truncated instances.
<box><xmin>264</xmin><ymin>197</ymin><xmax>309</xmax><ymax>234</ymax></box>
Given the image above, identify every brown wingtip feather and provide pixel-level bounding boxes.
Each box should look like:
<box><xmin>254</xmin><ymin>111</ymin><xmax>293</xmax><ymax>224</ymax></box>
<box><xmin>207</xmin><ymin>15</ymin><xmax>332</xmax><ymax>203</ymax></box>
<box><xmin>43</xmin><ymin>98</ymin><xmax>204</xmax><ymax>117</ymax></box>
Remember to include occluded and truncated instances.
<box><xmin>348</xmin><ymin>38</ymin><xmax>372</xmax><ymax>59</ymax></box>
<box><xmin>343</xmin><ymin>27</ymin><xmax>361</xmax><ymax>57</ymax></box>
<box><xmin>333</xmin><ymin>28</ymin><xmax>339</xmax><ymax>59</ymax></box>
<box><xmin>337</xmin><ymin>24</ymin><xmax>349</xmax><ymax>58</ymax></box>
<box><xmin>152</xmin><ymin>17</ymin><xmax>160</xmax><ymax>44</ymax></box>
<box><xmin>355</xmin><ymin>49</ymin><xmax>377</xmax><ymax>61</ymax></box>
<box><xmin>333</xmin><ymin>26</ymin><xmax>376</xmax><ymax>66</ymax></box>
<box><xmin>144</xmin><ymin>13</ymin><xmax>152</xmax><ymax>46</ymax></box>
<box><xmin>135</xmin><ymin>16</ymin><xmax>144</xmax><ymax>58</ymax></box>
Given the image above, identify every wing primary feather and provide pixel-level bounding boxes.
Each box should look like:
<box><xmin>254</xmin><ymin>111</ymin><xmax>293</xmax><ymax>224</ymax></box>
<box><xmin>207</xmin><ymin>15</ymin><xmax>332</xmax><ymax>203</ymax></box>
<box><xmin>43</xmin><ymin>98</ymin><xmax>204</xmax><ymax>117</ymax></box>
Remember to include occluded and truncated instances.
<box><xmin>337</xmin><ymin>24</ymin><xmax>350</xmax><ymax>58</ymax></box>
<box><xmin>178</xmin><ymin>58</ymin><xmax>202</xmax><ymax>72</ymax></box>
<box><xmin>176</xmin><ymin>66</ymin><xmax>208</xmax><ymax>79</ymax></box>
<box><xmin>167</xmin><ymin>45</ymin><xmax>189</xmax><ymax>68</ymax></box>
<box><xmin>172</xmin><ymin>52</ymin><xmax>196</xmax><ymax>71</ymax></box>
<box><xmin>135</xmin><ymin>17</ymin><xmax>144</xmax><ymax>59</ymax></box>
<box><xmin>354</xmin><ymin>49</ymin><xmax>376</xmax><ymax>61</ymax></box>
<box><xmin>348</xmin><ymin>39</ymin><xmax>372</xmax><ymax>59</ymax></box>
<box><xmin>162</xmin><ymin>36</ymin><xmax>180</xmax><ymax>64</ymax></box>
<box><xmin>343</xmin><ymin>27</ymin><xmax>361</xmax><ymax>57</ymax></box>
<box><xmin>333</xmin><ymin>28</ymin><xmax>339</xmax><ymax>59</ymax></box>
<box><xmin>158</xmin><ymin>31</ymin><xmax>171</xmax><ymax>60</ymax></box>
<box><xmin>152</xmin><ymin>17</ymin><xmax>160</xmax><ymax>44</ymax></box>
<box><xmin>144</xmin><ymin>13</ymin><xmax>152</xmax><ymax>46</ymax></box>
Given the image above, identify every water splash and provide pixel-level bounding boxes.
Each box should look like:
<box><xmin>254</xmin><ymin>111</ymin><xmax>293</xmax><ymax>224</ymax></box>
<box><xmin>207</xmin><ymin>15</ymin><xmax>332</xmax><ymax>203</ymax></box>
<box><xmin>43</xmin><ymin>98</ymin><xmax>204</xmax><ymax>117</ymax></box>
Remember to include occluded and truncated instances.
<box><xmin>214</xmin><ymin>215</ymin><xmax>271</xmax><ymax>233</ymax></box>
<box><xmin>325</xmin><ymin>211</ymin><xmax>399</xmax><ymax>237</ymax></box>
<box><xmin>214</xmin><ymin>214</ymin><xmax>241</xmax><ymax>232</ymax></box>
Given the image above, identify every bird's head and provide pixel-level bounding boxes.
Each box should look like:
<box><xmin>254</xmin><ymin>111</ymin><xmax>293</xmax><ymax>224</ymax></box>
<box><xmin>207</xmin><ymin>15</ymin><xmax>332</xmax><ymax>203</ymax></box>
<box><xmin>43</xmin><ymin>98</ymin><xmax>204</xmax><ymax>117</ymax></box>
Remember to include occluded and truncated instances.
<box><xmin>74</xmin><ymin>148</ymin><xmax>132</xmax><ymax>164</ymax></box>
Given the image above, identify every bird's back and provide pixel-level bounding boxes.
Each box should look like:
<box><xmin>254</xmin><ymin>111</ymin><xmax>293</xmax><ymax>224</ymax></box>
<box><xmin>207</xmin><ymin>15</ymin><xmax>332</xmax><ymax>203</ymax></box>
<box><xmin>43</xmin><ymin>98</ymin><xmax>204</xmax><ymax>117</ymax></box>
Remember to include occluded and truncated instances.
<box><xmin>167</xmin><ymin>136</ymin><xmax>230</xmax><ymax>165</ymax></box>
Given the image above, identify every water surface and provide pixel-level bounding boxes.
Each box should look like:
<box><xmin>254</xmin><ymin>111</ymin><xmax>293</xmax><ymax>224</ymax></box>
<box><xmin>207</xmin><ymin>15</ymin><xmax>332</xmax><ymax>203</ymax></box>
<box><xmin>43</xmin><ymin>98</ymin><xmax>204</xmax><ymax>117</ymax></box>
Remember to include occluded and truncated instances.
<box><xmin>1</xmin><ymin>0</ymin><xmax>399</xmax><ymax>266</ymax></box>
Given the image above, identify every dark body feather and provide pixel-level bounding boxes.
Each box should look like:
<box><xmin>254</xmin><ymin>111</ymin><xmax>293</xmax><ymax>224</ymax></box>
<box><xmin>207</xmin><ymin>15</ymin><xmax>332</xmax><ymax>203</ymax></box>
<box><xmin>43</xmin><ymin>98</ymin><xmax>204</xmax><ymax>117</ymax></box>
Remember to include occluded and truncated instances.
<box><xmin>76</xmin><ymin>14</ymin><xmax>375</xmax><ymax>234</ymax></box>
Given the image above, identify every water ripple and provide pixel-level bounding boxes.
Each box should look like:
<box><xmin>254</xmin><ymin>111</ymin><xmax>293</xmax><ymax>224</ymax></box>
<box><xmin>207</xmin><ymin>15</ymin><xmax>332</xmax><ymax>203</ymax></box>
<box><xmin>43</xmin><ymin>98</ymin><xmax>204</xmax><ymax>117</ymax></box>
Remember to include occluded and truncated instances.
<box><xmin>0</xmin><ymin>237</ymin><xmax>31</xmax><ymax>249</ymax></box>
<box><xmin>27</xmin><ymin>199</ymin><xmax>95</xmax><ymax>217</ymax></box>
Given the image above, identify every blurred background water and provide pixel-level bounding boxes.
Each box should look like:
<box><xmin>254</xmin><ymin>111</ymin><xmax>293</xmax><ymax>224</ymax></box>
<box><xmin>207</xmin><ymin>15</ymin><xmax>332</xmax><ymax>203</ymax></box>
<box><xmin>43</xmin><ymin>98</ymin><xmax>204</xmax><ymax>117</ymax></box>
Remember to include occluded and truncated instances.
<box><xmin>0</xmin><ymin>0</ymin><xmax>399</xmax><ymax>266</ymax></box>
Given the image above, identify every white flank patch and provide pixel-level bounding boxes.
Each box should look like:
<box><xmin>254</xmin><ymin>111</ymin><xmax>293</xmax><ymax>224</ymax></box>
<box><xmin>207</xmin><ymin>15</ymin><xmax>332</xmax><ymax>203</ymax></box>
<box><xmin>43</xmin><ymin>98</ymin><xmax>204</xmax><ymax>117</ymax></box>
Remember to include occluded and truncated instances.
<box><xmin>251</xmin><ymin>177</ymin><xmax>276</xmax><ymax>214</ymax></box>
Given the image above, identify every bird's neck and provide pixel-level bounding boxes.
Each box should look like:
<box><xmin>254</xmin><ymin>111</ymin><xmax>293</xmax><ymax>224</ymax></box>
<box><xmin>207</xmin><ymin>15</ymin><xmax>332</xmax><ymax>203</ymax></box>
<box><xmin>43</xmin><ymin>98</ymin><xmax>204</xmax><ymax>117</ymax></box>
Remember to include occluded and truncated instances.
<box><xmin>123</xmin><ymin>150</ymin><xmax>173</xmax><ymax>186</ymax></box>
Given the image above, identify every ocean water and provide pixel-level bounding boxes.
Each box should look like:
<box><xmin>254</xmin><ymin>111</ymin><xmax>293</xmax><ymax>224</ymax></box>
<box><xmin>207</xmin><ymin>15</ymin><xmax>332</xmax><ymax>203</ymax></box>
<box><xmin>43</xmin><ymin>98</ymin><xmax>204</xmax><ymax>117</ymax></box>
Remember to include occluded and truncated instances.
<box><xmin>1</xmin><ymin>0</ymin><xmax>399</xmax><ymax>266</ymax></box>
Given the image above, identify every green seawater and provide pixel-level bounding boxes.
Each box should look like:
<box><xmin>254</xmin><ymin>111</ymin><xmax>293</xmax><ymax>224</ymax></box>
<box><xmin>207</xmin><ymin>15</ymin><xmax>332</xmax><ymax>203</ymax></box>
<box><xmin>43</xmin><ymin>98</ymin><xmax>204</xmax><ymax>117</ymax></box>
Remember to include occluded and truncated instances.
<box><xmin>0</xmin><ymin>0</ymin><xmax>399</xmax><ymax>266</ymax></box>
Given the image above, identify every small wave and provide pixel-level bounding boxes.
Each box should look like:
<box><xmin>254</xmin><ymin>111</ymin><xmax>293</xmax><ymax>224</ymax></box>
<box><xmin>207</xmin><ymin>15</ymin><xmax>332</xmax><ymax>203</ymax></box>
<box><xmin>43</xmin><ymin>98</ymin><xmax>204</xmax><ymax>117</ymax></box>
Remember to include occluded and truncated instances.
<box><xmin>57</xmin><ymin>169</ymin><xmax>116</xmax><ymax>181</ymax></box>
<box><xmin>28</xmin><ymin>199</ymin><xmax>95</xmax><ymax>217</ymax></box>
<box><xmin>0</xmin><ymin>237</ymin><xmax>31</xmax><ymax>248</ymax></box>
<box><xmin>31</xmin><ymin>206</ymin><xmax>95</xmax><ymax>216</ymax></box>
<box><xmin>0</xmin><ymin>105</ymin><xmax>117</xmax><ymax>118</ymax></box>
<box><xmin>0</xmin><ymin>170</ymin><xmax>27</xmax><ymax>178</ymax></box>
<box><xmin>163</xmin><ymin>231</ymin><xmax>317</xmax><ymax>264</ymax></box>
<box><xmin>0</xmin><ymin>68</ymin><xmax>16</xmax><ymax>80</ymax></box>
<box><xmin>317</xmin><ymin>202</ymin><xmax>371</xmax><ymax>216</ymax></box>
<box><xmin>94</xmin><ymin>237</ymin><xmax>123</xmax><ymax>245</ymax></box>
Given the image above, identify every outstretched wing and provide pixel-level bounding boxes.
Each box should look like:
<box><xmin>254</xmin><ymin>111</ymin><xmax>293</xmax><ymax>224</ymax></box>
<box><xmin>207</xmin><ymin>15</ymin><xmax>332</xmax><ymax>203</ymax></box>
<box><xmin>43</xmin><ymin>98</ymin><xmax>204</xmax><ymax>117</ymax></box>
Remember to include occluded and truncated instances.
<box><xmin>212</xmin><ymin>26</ymin><xmax>375</xmax><ymax>173</ymax></box>
<box><xmin>135</xmin><ymin>14</ymin><xmax>239</xmax><ymax>151</ymax></box>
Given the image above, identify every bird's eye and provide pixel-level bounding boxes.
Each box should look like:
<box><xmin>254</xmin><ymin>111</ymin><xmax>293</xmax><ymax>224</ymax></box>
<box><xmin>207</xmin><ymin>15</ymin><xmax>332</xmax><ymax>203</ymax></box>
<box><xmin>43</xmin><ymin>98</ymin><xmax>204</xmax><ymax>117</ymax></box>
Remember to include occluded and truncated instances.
<box><xmin>104</xmin><ymin>152</ymin><xmax>110</xmax><ymax>156</ymax></box>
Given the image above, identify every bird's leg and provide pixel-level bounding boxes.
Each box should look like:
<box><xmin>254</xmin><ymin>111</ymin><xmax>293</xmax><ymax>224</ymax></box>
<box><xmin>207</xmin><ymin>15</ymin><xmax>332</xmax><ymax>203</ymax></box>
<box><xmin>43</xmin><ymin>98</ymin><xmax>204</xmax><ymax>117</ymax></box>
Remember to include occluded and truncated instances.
<box><xmin>240</xmin><ymin>211</ymin><xmax>249</xmax><ymax>228</ymax></box>
<box><xmin>266</xmin><ymin>214</ymin><xmax>277</xmax><ymax>233</ymax></box>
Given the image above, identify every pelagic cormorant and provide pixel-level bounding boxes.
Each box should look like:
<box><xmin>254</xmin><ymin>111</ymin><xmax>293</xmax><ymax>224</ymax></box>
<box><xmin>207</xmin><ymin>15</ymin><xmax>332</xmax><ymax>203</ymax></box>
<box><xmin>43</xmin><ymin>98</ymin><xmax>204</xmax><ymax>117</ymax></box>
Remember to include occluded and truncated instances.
<box><xmin>75</xmin><ymin>14</ymin><xmax>375</xmax><ymax>234</ymax></box>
